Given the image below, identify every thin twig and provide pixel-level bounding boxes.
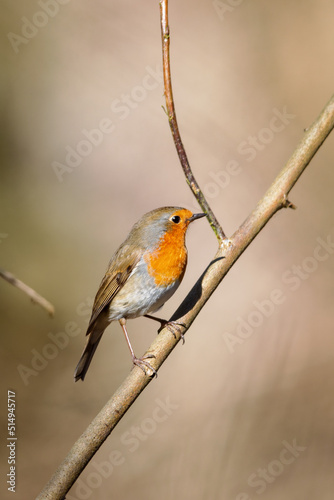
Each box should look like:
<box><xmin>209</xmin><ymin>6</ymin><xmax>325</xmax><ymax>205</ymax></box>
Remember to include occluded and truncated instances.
<box><xmin>160</xmin><ymin>0</ymin><xmax>226</xmax><ymax>241</ymax></box>
<box><xmin>0</xmin><ymin>269</ymin><xmax>55</xmax><ymax>317</ymax></box>
<box><xmin>37</xmin><ymin>93</ymin><xmax>334</xmax><ymax>499</ymax></box>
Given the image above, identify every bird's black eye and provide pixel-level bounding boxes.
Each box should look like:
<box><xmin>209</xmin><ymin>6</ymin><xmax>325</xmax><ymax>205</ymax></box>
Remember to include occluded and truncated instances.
<box><xmin>171</xmin><ymin>215</ymin><xmax>181</xmax><ymax>224</ymax></box>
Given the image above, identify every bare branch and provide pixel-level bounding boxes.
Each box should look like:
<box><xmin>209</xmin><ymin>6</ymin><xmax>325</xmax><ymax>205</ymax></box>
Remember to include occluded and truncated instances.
<box><xmin>160</xmin><ymin>0</ymin><xmax>226</xmax><ymax>241</ymax></box>
<box><xmin>171</xmin><ymin>94</ymin><xmax>334</xmax><ymax>325</ymax></box>
<box><xmin>37</xmin><ymin>91</ymin><xmax>334</xmax><ymax>499</ymax></box>
<box><xmin>0</xmin><ymin>269</ymin><xmax>55</xmax><ymax>317</ymax></box>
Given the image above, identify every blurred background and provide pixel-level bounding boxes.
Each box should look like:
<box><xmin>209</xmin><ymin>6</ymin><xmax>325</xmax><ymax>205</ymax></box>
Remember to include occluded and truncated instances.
<box><xmin>1</xmin><ymin>1</ymin><xmax>334</xmax><ymax>499</ymax></box>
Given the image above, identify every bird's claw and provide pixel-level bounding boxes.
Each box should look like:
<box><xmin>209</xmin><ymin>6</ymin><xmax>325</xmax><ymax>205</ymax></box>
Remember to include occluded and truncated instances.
<box><xmin>132</xmin><ymin>354</ymin><xmax>157</xmax><ymax>378</ymax></box>
<box><xmin>158</xmin><ymin>320</ymin><xmax>186</xmax><ymax>344</ymax></box>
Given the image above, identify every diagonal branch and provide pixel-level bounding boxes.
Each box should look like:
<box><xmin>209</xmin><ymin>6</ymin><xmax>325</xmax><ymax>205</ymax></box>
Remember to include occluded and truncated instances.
<box><xmin>36</xmin><ymin>88</ymin><xmax>334</xmax><ymax>500</ymax></box>
<box><xmin>0</xmin><ymin>268</ymin><xmax>55</xmax><ymax>317</ymax></box>
<box><xmin>170</xmin><ymin>93</ymin><xmax>334</xmax><ymax>326</ymax></box>
<box><xmin>160</xmin><ymin>0</ymin><xmax>226</xmax><ymax>241</ymax></box>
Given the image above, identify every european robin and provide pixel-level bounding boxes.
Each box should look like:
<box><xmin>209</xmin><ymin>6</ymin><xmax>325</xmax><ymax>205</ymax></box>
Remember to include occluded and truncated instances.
<box><xmin>74</xmin><ymin>206</ymin><xmax>205</xmax><ymax>381</ymax></box>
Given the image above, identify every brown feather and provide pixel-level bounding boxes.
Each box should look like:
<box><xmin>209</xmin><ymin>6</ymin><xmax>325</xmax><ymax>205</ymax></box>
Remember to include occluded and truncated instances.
<box><xmin>86</xmin><ymin>247</ymin><xmax>142</xmax><ymax>333</ymax></box>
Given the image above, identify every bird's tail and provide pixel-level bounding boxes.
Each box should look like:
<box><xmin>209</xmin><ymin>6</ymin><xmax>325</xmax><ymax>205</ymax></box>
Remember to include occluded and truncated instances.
<box><xmin>74</xmin><ymin>329</ymin><xmax>104</xmax><ymax>382</ymax></box>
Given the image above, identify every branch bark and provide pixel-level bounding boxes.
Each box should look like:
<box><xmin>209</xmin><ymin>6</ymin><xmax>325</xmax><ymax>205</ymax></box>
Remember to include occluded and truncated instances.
<box><xmin>36</xmin><ymin>1</ymin><xmax>334</xmax><ymax>497</ymax></box>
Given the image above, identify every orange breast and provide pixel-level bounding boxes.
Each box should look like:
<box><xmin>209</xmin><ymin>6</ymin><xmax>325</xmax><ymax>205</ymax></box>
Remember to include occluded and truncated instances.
<box><xmin>144</xmin><ymin>228</ymin><xmax>188</xmax><ymax>287</ymax></box>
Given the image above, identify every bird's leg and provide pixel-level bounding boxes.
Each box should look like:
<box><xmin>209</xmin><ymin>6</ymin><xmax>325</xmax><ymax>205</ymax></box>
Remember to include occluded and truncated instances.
<box><xmin>144</xmin><ymin>314</ymin><xmax>186</xmax><ymax>344</ymax></box>
<box><xmin>119</xmin><ymin>319</ymin><xmax>157</xmax><ymax>377</ymax></box>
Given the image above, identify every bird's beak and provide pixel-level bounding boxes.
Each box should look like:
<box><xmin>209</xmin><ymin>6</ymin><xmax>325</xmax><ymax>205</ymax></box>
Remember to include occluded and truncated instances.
<box><xmin>187</xmin><ymin>212</ymin><xmax>206</xmax><ymax>223</ymax></box>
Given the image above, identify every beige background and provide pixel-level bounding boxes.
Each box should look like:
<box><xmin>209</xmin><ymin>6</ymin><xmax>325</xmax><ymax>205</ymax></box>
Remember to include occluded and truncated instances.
<box><xmin>1</xmin><ymin>1</ymin><xmax>334</xmax><ymax>499</ymax></box>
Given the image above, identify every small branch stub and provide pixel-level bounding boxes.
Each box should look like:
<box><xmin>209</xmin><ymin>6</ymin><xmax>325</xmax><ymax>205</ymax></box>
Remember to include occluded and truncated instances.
<box><xmin>282</xmin><ymin>195</ymin><xmax>297</xmax><ymax>209</ymax></box>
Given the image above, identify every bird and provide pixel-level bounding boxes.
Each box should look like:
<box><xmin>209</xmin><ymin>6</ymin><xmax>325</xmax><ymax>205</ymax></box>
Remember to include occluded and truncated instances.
<box><xmin>74</xmin><ymin>206</ymin><xmax>205</xmax><ymax>381</ymax></box>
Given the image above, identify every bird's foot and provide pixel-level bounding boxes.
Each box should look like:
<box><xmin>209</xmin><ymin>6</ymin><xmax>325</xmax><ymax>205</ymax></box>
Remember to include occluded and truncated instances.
<box><xmin>132</xmin><ymin>354</ymin><xmax>157</xmax><ymax>378</ymax></box>
<box><xmin>144</xmin><ymin>314</ymin><xmax>186</xmax><ymax>344</ymax></box>
<box><xmin>158</xmin><ymin>320</ymin><xmax>186</xmax><ymax>344</ymax></box>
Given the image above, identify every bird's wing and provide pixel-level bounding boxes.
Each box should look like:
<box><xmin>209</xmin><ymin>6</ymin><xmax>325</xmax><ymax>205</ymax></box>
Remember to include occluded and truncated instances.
<box><xmin>86</xmin><ymin>246</ymin><xmax>142</xmax><ymax>334</ymax></box>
